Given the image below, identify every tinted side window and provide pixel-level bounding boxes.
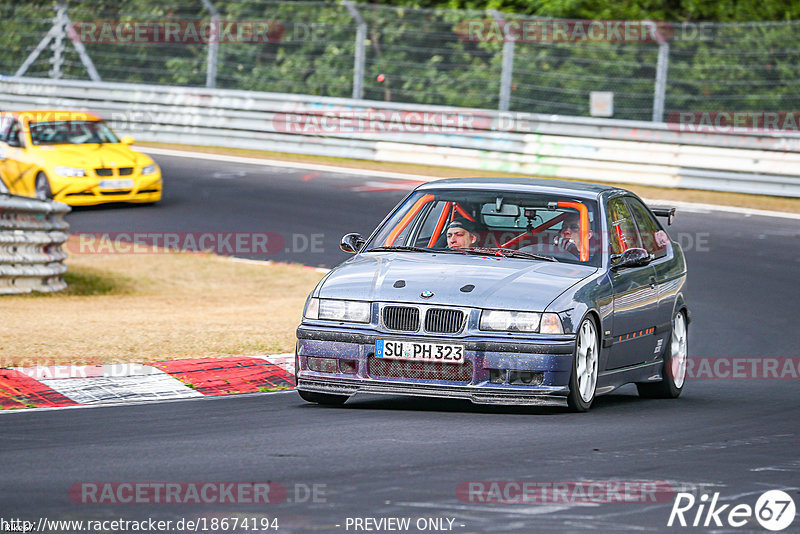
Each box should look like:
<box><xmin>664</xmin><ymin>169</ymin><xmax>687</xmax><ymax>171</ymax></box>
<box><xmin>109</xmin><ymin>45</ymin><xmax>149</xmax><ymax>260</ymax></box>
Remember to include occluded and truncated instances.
<box><xmin>627</xmin><ymin>197</ymin><xmax>668</xmax><ymax>259</ymax></box>
<box><xmin>0</xmin><ymin>117</ymin><xmax>11</xmax><ymax>142</ymax></box>
<box><xmin>6</xmin><ymin>120</ymin><xmax>22</xmax><ymax>146</ymax></box>
<box><xmin>606</xmin><ymin>197</ymin><xmax>641</xmax><ymax>254</ymax></box>
<box><xmin>414</xmin><ymin>200</ymin><xmax>449</xmax><ymax>247</ymax></box>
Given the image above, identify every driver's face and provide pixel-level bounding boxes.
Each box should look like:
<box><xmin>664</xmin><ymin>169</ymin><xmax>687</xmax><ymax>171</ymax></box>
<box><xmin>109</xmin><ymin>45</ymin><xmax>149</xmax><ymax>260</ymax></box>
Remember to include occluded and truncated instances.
<box><xmin>447</xmin><ymin>228</ymin><xmax>476</xmax><ymax>249</ymax></box>
<box><xmin>560</xmin><ymin>217</ymin><xmax>593</xmax><ymax>246</ymax></box>
<box><xmin>560</xmin><ymin>219</ymin><xmax>581</xmax><ymax>241</ymax></box>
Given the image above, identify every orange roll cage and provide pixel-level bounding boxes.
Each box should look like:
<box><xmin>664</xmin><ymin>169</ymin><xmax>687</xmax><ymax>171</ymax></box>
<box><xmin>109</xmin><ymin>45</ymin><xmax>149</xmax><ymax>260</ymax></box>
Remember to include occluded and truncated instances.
<box><xmin>385</xmin><ymin>194</ymin><xmax>435</xmax><ymax>246</ymax></box>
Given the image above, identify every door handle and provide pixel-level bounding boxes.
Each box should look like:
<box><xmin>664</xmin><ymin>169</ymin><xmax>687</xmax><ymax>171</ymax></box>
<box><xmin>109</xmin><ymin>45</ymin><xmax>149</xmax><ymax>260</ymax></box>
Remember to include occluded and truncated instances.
<box><xmin>649</xmin><ymin>276</ymin><xmax>657</xmax><ymax>289</ymax></box>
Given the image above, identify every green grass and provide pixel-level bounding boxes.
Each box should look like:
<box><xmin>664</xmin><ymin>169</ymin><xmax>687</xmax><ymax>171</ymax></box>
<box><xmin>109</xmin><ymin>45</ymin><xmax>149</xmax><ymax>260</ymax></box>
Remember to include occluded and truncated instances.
<box><xmin>60</xmin><ymin>268</ymin><xmax>135</xmax><ymax>296</ymax></box>
<box><xmin>258</xmin><ymin>385</ymin><xmax>292</xmax><ymax>392</ymax></box>
<box><xmin>21</xmin><ymin>266</ymin><xmax>135</xmax><ymax>298</ymax></box>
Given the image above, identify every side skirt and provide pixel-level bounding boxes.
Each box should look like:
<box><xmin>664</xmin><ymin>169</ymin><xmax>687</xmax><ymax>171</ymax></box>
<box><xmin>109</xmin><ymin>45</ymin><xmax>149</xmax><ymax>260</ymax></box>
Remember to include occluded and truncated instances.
<box><xmin>595</xmin><ymin>359</ymin><xmax>663</xmax><ymax>395</ymax></box>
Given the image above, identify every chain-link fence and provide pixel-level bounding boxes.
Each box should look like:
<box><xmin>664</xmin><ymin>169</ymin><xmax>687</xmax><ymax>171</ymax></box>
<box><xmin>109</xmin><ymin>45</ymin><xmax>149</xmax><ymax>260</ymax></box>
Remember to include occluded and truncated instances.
<box><xmin>2</xmin><ymin>0</ymin><xmax>799</xmax><ymax>122</ymax></box>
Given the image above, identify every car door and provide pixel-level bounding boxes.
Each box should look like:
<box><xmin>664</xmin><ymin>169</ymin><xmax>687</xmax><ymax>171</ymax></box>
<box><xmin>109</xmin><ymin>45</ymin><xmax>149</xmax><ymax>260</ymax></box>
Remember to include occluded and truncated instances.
<box><xmin>606</xmin><ymin>196</ymin><xmax>660</xmax><ymax>369</ymax></box>
<box><xmin>0</xmin><ymin>116</ymin><xmax>15</xmax><ymax>192</ymax></box>
<box><xmin>626</xmin><ymin>197</ymin><xmax>679</xmax><ymax>358</ymax></box>
<box><xmin>0</xmin><ymin>118</ymin><xmax>27</xmax><ymax>195</ymax></box>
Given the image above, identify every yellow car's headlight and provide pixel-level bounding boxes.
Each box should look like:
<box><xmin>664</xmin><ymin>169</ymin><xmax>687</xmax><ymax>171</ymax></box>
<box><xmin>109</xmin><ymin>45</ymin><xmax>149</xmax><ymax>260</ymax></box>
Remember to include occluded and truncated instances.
<box><xmin>142</xmin><ymin>164</ymin><xmax>157</xmax><ymax>175</ymax></box>
<box><xmin>54</xmin><ymin>166</ymin><xmax>86</xmax><ymax>177</ymax></box>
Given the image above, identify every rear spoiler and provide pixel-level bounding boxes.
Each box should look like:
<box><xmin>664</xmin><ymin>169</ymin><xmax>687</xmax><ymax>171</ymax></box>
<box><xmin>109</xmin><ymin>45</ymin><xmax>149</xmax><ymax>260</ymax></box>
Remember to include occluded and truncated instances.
<box><xmin>651</xmin><ymin>207</ymin><xmax>676</xmax><ymax>225</ymax></box>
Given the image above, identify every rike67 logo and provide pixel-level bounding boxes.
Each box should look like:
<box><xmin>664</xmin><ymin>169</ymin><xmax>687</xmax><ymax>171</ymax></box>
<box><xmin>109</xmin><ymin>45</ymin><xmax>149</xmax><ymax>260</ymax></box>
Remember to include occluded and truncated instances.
<box><xmin>668</xmin><ymin>490</ymin><xmax>796</xmax><ymax>531</ymax></box>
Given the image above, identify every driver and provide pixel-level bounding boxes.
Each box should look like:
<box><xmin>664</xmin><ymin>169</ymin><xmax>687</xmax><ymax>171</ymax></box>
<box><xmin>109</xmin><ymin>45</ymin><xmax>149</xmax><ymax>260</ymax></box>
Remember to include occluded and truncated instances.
<box><xmin>555</xmin><ymin>212</ymin><xmax>593</xmax><ymax>256</ymax></box>
<box><xmin>446</xmin><ymin>218</ymin><xmax>480</xmax><ymax>249</ymax></box>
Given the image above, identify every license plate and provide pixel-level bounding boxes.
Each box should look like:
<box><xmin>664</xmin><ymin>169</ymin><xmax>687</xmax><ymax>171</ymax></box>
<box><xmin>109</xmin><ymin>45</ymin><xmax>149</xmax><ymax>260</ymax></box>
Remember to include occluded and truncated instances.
<box><xmin>376</xmin><ymin>340</ymin><xmax>465</xmax><ymax>364</ymax></box>
<box><xmin>99</xmin><ymin>179</ymin><xmax>133</xmax><ymax>189</ymax></box>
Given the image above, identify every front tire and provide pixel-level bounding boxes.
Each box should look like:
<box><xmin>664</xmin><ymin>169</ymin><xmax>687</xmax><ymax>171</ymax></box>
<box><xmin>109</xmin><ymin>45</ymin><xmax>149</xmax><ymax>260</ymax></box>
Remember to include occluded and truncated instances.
<box><xmin>298</xmin><ymin>390</ymin><xmax>349</xmax><ymax>406</ymax></box>
<box><xmin>567</xmin><ymin>316</ymin><xmax>599</xmax><ymax>412</ymax></box>
<box><xmin>34</xmin><ymin>172</ymin><xmax>52</xmax><ymax>200</ymax></box>
<box><xmin>637</xmin><ymin>310</ymin><xmax>687</xmax><ymax>399</ymax></box>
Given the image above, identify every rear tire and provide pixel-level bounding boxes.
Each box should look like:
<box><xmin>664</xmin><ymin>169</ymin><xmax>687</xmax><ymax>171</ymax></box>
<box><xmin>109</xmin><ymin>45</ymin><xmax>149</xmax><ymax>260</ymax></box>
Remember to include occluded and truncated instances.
<box><xmin>298</xmin><ymin>390</ymin><xmax>349</xmax><ymax>405</ymax></box>
<box><xmin>637</xmin><ymin>310</ymin><xmax>687</xmax><ymax>399</ymax></box>
<box><xmin>34</xmin><ymin>172</ymin><xmax>52</xmax><ymax>200</ymax></box>
<box><xmin>567</xmin><ymin>316</ymin><xmax>599</xmax><ymax>412</ymax></box>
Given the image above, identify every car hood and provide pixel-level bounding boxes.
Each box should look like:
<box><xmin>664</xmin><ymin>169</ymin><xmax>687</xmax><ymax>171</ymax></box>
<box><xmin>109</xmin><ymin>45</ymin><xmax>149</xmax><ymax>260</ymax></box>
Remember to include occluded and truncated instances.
<box><xmin>32</xmin><ymin>144</ymin><xmax>153</xmax><ymax>169</ymax></box>
<box><xmin>317</xmin><ymin>252</ymin><xmax>598</xmax><ymax>311</ymax></box>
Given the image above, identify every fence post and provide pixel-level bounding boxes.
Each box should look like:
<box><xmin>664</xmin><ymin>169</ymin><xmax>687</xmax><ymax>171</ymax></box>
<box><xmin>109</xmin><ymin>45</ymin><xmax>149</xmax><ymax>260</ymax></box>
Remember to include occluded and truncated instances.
<box><xmin>49</xmin><ymin>0</ymin><xmax>68</xmax><ymax>79</ymax></box>
<box><xmin>201</xmin><ymin>0</ymin><xmax>220</xmax><ymax>88</ymax></box>
<box><xmin>490</xmin><ymin>10</ymin><xmax>514</xmax><ymax>112</ymax></box>
<box><xmin>646</xmin><ymin>21</ymin><xmax>670</xmax><ymax>123</ymax></box>
<box><xmin>343</xmin><ymin>1</ymin><xmax>366</xmax><ymax>100</ymax></box>
<box><xmin>15</xmin><ymin>0</ymin><xmax>101</xmax><ymax>81</ymax></box>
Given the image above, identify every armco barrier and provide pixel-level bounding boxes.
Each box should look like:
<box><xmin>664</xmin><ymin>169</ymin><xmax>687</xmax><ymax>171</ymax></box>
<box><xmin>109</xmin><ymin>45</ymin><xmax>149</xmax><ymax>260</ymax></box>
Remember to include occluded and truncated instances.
<box><xmin>2</xmin><ymin>77</ymin><xmax>800</xmax><ymax>197</ymax></box>
<box><xmin>0</xmin><ymin>195</ymin><xmax>70</xmax><ymax>295</ymax></box>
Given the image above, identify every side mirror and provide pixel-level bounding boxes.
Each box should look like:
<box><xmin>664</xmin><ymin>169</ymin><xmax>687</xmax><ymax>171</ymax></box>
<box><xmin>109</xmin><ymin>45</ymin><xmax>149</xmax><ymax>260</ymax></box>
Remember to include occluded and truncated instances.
<box><xmin>340</xmin><ymin>233</ymin><xmax>365</xmax><ymax>254</ymax></box>
<box><xmin>6</xmin><ymin>134</ymin><xmax>21</xmax><ymax>148</ymax></box>
<box><xmin>651</xmin><ymin>207</ymin><xmax>676</xmax><ymax>225</ymax></box>
<box><xmin>611</xmin><ymin>247</ymin><xmax>651</xmax><ymax>270</ymax></box>
<box><xmin>120</xmin><ymin>136</ymin><xmax>135</xmax><ymax>145</ymax></box>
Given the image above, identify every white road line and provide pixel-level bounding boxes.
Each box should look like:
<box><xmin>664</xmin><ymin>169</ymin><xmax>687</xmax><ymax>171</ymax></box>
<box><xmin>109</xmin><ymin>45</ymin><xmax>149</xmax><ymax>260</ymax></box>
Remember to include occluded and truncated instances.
<box><xmin>140</xmin><ymin>146</ymin><xmax>800</xmax><ymax>220</ymax></box>
<box><xmin>0</xmin><ymin>389</ymin><xmax>298</xmax><ymax>415</ymax></box>
<box><xmin>139</xmin><ymin>147</ymin><xmax>436</xmax><ymax>181</ymax></box>
<box><xmin>227</xmin><ymin>256</ymin><xmax>331</xmax><ymax>273</ymax></box>
<box><xmin>394</xmin><ymin>500</ymin><xmax>589</xmax><ymax>515</ymax></box>
<box><xmin>641</xmin><ymin>198</ymin><xmax>800</xmax><ymax>220</ymax></box>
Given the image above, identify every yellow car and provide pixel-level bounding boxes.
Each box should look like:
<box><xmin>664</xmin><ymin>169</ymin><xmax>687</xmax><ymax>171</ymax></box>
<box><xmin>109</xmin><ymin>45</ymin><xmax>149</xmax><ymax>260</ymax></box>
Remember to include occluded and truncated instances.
<box><xmin>0</xmin><ymin>110</ymin><xmax>162</xmax><ymax>206</ymax></box>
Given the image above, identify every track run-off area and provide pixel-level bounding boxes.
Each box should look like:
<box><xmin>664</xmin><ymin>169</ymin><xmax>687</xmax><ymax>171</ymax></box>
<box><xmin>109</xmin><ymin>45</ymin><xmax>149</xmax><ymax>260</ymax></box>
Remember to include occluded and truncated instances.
<box><xmin>2</xmin><ymin>150</ymin><xmax>799</xmax><ymax>533</ymax></box>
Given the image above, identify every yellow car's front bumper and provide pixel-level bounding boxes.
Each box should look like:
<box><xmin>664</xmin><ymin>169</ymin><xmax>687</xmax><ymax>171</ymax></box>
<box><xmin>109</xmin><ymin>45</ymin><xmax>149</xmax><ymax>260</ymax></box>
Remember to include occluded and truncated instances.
<box><xmin>51</xmin><ymin>173</ymin><xmax>162</xmax><ymax>206</ymax></box>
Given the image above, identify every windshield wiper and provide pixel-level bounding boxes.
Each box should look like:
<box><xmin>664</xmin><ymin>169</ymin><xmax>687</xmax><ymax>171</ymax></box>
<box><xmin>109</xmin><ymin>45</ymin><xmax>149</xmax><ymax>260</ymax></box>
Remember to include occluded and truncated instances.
<box><xmin>367</xmin><ymin>246</ymin><xmax>435</xmax><ymax>253</ymax></box>
<box><xmin>368</xmin><ymin>245</ymin><xmax>469</xmax><ymax>255</ymax></box>
<box><xmin>459</xmin><ymin>247</ymin><xmax>558</xmax><ymax>262</ymax></box>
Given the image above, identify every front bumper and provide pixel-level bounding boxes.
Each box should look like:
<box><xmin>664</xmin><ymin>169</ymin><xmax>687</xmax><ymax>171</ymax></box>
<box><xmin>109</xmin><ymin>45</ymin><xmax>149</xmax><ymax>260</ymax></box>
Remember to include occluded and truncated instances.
<box><xmin>296</xmin><ymin>324</ymin><xmax>576</xmax><ymax>405</ymax></box>
<box><xmin>51</xmin><ymin>174</ymin><xmax>162</xmax><ymax>206</ymax></box>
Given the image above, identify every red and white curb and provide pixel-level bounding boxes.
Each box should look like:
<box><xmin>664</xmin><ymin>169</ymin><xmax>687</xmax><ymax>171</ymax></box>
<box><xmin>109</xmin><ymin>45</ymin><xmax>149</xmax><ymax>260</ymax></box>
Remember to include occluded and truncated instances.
<box><xmin>0</xmin><ymin>354</ymin><xmax>296</xmax><ymax>410</ymax></box>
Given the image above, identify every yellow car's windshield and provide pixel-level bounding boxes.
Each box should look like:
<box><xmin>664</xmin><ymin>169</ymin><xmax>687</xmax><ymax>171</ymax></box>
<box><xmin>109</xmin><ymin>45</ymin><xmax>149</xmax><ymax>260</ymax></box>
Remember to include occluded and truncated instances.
<box><xmin>28</xmin><ymin>120</ymin><xmax>120</xmax><ymax>146</ymax></box>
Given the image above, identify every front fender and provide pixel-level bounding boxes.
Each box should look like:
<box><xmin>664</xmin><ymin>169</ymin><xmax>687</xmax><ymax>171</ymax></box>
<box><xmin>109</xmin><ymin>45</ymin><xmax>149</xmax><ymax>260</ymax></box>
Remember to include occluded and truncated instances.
<box><xmin>545</xmin><ymin>270</ymin><xmax>613</xmax><ymax>336</ymax></box>
<box><xmin>673</xmin><ymin>292</ymin><xmax>690</xmax><ymax>324</ymax></box>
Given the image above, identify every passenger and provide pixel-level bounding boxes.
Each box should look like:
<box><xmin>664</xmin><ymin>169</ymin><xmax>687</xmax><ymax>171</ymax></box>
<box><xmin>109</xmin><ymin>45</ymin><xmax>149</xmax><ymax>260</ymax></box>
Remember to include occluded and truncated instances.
<box><xmin>446</xmin><ymin>218</ymin><xmax>481</xmax><ymax>249</ymax></box>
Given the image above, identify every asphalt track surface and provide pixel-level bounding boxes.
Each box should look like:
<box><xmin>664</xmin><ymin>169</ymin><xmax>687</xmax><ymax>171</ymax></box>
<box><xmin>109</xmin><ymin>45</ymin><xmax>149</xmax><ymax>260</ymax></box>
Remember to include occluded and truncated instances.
<box><xmin>2</xmin><ymin>154</ymin><xmax>799</xmax><ymax>533</ymax></box>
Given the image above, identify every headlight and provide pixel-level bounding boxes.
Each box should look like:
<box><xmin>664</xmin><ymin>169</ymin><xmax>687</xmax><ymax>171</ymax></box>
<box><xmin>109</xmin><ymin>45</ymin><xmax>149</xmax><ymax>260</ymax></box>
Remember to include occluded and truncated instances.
<box><xmin>54</xmin><ymin>166</ymin><xmax>85</xmax><ymax>177</ymax></box>
<box><xmin>539</xmin><ymin>313</ymin><xmax>564</xmax><ymax>334</ymax></box>
<box><xmin>142</xmin><ymin>164</ymin><xmax>157</xmax><ymax>175</ymax></box>
<box><xmin>304</xmin><ymin>297</ymin><xmax>371</xmax><ymax>323</ymax></box>
<box><xmin>480</xmin><ymin>310</ymin><xmax>541</xmax><ymax>332</ymax></box>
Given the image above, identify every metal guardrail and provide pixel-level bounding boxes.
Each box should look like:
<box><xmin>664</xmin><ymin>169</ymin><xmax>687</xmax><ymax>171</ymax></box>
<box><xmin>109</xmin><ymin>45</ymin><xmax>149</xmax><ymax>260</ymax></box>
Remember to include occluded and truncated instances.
<box><xmin>0</xmin><ymin>195</ymin><xmax>70</xmax><ymax>295</ymax></box>
<box><xmin>2</xmin><ymin>77</ymin><xmax>800</xmax><ymax>197</ymax></box>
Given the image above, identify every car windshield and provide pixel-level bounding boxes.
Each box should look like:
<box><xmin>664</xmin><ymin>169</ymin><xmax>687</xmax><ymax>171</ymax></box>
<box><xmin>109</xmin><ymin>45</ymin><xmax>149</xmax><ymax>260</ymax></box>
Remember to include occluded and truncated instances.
<box><xmin>365</xmin><ymin>189</ymin><xmax>601</xmax><ymax>266</ymax></box>
<box><xmin>28</xmin><ymin>120</ymin><xmax>120</xmax><ymax>146</ymax></box>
